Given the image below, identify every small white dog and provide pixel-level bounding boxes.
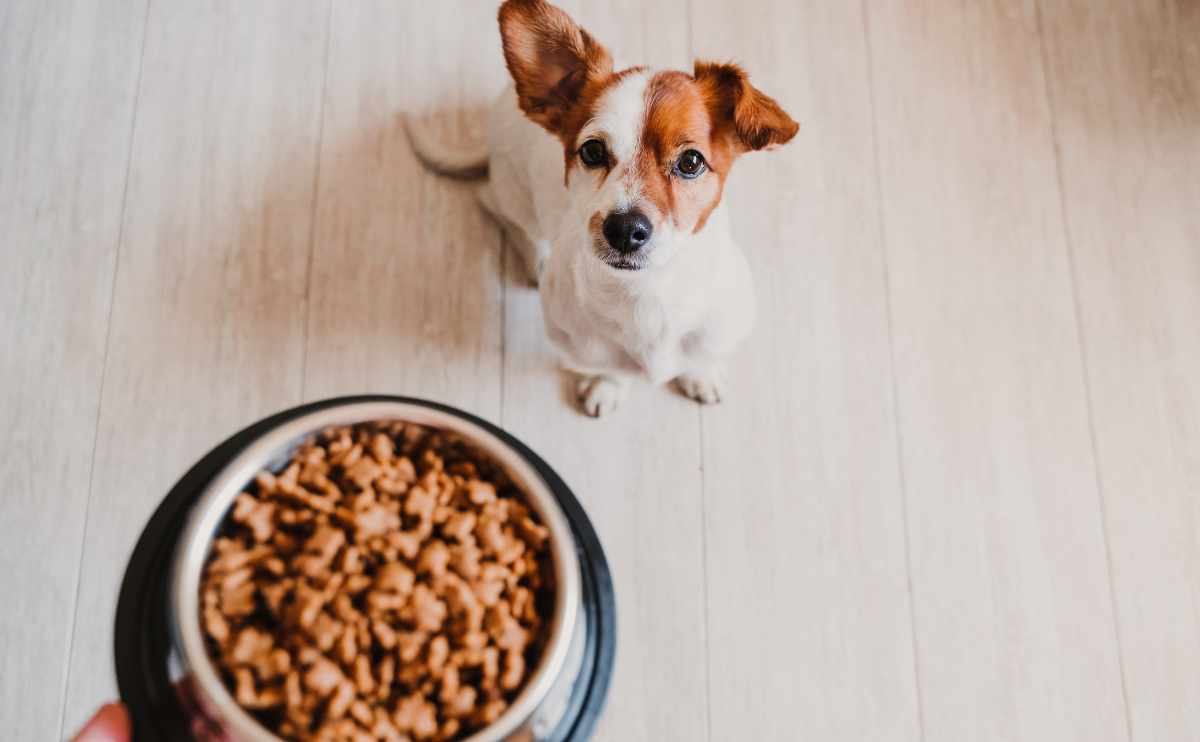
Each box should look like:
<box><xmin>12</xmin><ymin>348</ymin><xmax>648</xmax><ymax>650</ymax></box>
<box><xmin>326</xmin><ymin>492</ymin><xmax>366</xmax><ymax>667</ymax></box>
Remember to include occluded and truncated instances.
<box><xmin>408</xmin><ymin>0</ymin><xmax>798</xmax><ymax>416</ymax></box>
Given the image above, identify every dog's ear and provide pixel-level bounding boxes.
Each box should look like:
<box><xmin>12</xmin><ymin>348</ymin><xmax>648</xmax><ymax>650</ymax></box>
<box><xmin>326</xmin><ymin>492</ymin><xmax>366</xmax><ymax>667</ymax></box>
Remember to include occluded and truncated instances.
<box><xmin>694</xmin><ymin>61</ymin><xmax>799</xmax><ymax>152</ymax></box>
<box><xmin>498</xmin><ymin>0</ymin><xmax>613</xmax><ymax>135</ymax></box>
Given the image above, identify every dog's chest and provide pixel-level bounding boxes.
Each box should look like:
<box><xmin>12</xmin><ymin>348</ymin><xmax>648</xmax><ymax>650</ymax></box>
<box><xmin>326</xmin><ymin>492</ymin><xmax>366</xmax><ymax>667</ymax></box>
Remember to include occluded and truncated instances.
<box><xmin>543</xmin><ymin>268</ymin><xmax>703</xmax><ymax>382</ymax></box>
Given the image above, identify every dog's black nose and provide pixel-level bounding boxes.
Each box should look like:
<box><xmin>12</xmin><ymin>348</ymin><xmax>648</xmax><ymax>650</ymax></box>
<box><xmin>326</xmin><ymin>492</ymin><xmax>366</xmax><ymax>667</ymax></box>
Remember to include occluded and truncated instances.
<box><xmin>602</xmin><ymin>210</ymin><xmax>653</xmax><ymax>254</ymax></box>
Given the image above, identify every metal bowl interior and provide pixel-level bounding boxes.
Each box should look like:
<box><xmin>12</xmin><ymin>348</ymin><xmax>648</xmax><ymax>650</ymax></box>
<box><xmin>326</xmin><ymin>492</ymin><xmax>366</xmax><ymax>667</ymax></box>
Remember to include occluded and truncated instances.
<box><xmin>170</xmin><ymin>401</ymin><xmax>582</xmax><ymax>742</ymax></box>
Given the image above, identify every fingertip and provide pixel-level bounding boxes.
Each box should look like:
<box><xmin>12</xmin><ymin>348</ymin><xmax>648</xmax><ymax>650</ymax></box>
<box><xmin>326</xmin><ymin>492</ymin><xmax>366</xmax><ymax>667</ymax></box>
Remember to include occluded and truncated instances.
<box><xmin>73</xmin><ymin>703</ymin><xmax>132</xmax><ymax>742</ymax></box>
<box><xmin>98</xmin><ymin>703</ymin><xmax>132</xmax><ymax>732</ymax></box>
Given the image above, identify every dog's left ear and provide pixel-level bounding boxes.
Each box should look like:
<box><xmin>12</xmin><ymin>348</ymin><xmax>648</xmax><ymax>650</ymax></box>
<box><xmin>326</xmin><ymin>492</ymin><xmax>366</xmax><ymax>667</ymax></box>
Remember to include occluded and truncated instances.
<box><xmin>694</xmin><ymin>61</ymin><xmax>799</xmax><ymax>152</ymax></box>
<box><xmin>498</xmin><ymin>0</ymin><xmax>613</xmax><ymax>137</ymax></box>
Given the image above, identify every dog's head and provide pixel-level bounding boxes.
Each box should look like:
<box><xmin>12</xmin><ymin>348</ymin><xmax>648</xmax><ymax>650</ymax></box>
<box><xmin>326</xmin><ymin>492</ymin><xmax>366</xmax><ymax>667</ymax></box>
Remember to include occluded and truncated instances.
<box><xmin>498</xmin><ymin>0</ymin><xmax>799</xmax><ymax>272</ymax></box>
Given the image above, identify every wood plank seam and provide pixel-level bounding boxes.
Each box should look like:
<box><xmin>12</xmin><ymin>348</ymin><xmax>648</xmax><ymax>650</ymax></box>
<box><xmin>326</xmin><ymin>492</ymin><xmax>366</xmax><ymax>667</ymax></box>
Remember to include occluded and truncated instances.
<box><xmin>683</xmin><ymin>1</ymin><xmax>714</xmax><ymax>738</ymax></box>
<box><xmin>859</xmin><ymin>0</ymin><xmax>931</xmax><ymax>737</ymax></box>
<box><xmin>53</xmin><ymin>3</ymin><xmax>152</xmax><ymax>736</ymax></box>
<box><xmin>1031</xmin><ymin>2</ymin><xmax>1136</xmax><ymax>739</ymax></box>
<box><xmin>299</xmin><ymin>0</ymin><xmax>336</xmax><ymax>400</ymax></box>
<box><xmin>696</xmin><ymin>405</ymin><xmax>714</xmax><ymax>742</ymax></box>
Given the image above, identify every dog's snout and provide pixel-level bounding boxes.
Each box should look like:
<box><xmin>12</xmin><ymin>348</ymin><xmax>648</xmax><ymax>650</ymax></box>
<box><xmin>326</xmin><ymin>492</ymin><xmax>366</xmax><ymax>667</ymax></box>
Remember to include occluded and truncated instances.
<box><xmin>602</xmin><ymin>210</ymin><xmax>653</xmax><ymax>254</ymax></box>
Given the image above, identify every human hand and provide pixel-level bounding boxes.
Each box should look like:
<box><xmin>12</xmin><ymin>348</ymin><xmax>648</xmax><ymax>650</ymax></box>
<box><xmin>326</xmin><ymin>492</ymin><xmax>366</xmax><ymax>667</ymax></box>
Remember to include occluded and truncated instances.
<box><xmin>71</xmin><ymin>703</ymin><xmax>131</xmax><ymax>742</ymax></box>
<box><xmin>71</xmin><ymin>691</ymin><xmax>229</xmax><ymax>742</ymax></box>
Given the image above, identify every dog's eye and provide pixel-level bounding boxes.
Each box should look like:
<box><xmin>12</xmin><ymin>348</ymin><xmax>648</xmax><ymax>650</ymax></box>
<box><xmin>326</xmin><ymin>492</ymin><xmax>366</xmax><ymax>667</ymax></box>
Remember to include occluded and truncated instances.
<box><xmin>674</xmin><ymin>149</ymin><xmax>707</xmax><ymax>179</ymax></box>
<box><xmin>578</xmin><ymin>139</ymin><xmax>607</xmax><ymax>168</ymax></box>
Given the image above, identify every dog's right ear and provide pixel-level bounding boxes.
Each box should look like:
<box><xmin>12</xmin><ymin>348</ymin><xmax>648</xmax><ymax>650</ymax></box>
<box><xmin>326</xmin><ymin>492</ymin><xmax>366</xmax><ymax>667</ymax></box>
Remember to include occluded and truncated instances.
<box><xmin>498</xmin><ymin>0</ymin><xmax>613</xmax><ymax>136</ymax></box>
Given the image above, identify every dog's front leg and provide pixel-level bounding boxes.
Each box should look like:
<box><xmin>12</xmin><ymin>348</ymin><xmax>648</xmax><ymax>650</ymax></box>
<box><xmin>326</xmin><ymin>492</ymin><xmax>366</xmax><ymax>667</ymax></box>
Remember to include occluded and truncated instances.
<box><xmin>673</xmin><ymin>362</ymin><xmax>728</xmax><ymax>405</ymax></box>
<box><xmin>574</xmin><ymin>371</ymin><xmax>631</xmax><ymax>418</ymax></box>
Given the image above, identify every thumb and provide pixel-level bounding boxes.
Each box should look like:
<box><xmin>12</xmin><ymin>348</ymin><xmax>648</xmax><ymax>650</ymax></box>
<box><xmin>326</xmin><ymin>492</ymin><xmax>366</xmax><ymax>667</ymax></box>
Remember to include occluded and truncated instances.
<box><xmin>71</xmin><ymin>703</ymin><xmax>132</xmax><ymax>742</ymax></box>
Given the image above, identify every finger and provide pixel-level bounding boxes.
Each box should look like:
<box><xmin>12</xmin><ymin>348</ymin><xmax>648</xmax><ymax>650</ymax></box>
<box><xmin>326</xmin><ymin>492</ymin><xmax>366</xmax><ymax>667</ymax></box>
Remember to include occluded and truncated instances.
<box><xmin>71</xmin><ymin>703</ymin><xmax>132</xmax><ymax>742</ymax></box>
<box><xmin>175</xmin><ymin>677</ymin><xmax>232</xmax><ymax>742</ymax></box>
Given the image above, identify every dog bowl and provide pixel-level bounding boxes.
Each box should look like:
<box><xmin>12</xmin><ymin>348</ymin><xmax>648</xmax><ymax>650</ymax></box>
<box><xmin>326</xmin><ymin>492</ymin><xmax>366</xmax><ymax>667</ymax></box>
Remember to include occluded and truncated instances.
<box><xmin>114</xmin><ymin>396</ymin><xmax>615</xmax><ymax>741</ymax></box>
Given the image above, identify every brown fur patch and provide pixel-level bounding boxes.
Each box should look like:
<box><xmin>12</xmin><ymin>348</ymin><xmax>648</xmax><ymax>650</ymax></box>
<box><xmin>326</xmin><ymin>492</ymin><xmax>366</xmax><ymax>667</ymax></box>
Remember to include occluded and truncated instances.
<box><xmin>634</xmin><ymin>72</ymin><xmax>732</xmax><ymax>233</ymax></box>
<box><xmin>558</xmin><ymin>66</ymin><xmax>647</xmax><ymax>183</ymax></box>
<box><xmin>498</xmin><ymin>3</ymin><xmax>653</xmax><ymax>183</ymax></box>
<box><xmin>693</xmin><ymin>61</ymin><xmax>800</xmax><ymax>153</ymax></box>
<box><xmin>498</xmin><ymin>0</ymin><xmax>613</xmax><ymax>136</ymax></box>
<box><xmin>630</xmin><ymin>66</ymin><xmax>799</xmax><ymax>234</ymax></box>
<box><xmin>587</xmin><ymin>211</ymin><xmax>604</xmax><ymax>239</ymax></box>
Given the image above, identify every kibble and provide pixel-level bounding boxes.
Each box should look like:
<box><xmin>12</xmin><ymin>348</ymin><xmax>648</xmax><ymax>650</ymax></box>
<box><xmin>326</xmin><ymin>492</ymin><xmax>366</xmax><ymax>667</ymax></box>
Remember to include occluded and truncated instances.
<box><xmin>199</xmin><ymin>421</ymin><xmax>553</xmax><ymax>741</ymax></box>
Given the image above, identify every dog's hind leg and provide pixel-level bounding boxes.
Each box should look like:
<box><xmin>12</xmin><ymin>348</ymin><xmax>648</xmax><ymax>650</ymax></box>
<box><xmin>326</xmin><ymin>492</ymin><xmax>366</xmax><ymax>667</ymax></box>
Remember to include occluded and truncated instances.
<box><xmin>475</xmin><ymin>182</ymin><xmax>549</xmax><ymax>286</ymax></box>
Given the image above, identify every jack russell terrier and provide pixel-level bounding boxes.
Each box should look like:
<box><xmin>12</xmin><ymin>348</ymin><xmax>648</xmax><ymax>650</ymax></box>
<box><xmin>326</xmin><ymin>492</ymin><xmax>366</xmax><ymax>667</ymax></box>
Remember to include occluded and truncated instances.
<box><xmin>408</xmin><ymin>0</ymin><xmax>798</xmax><ymax>417</ymax></box>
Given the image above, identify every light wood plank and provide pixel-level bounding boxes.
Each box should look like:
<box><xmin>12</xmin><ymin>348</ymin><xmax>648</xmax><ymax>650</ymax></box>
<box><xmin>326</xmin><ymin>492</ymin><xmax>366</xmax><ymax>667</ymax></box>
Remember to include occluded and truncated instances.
<box><xmin>689</xmin><ymin>2</ymin><xmax>921</xmax><ymax>740</ymax></box>
<box><xmin>864</xmin><ymin>1</ymin><xmax>1129</xmax><ymax>739</ymax></box>
<box><xmin>302</xmin><ymin>1</ymin><xmax>506</xmax><ymax>413</ymax></box>
<box><xmin>17</xmin><ymin>1</ymin><xmax>1195</xmax><ymax>738</ymax></box>
<box><xmin>60</xmin><ymin>2</ymin><xmax>331</xmax><ymax>732</ymax></box>
<box><xmin>497</xmin><ymin>2</ymin><xmax>711</xmax><ymax>740</ymax></box>
<box><xmin>0</xmin><ymin>1</ymin><xmax>145</xmax><ymax>736</ymax></box>
<box><xmin>1038</xmin><ymin>1</ymin><xmax>1200</xmax><ymax>738</ymax></box>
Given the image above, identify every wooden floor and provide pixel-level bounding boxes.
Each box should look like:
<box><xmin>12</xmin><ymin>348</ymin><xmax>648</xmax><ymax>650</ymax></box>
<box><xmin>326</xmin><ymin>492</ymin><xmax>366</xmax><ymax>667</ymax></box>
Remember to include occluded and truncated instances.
<box><xmin>3</xmin><ymin>1</ymin><xmax>1197</xmax><ymax>740</ymax></box>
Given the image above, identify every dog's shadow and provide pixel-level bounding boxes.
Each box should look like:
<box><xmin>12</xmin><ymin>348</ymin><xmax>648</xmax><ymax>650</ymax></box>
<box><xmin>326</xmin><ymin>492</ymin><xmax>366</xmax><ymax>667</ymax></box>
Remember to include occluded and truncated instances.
<box><xmin>150</xmin><ymin>103</ymin><xmax>550</xmax><ymax>422</ymax></box>
<box><xmin>299</xmin><ymin>106</ymin><xmax>541</xmax><ymax>405</ymax></box>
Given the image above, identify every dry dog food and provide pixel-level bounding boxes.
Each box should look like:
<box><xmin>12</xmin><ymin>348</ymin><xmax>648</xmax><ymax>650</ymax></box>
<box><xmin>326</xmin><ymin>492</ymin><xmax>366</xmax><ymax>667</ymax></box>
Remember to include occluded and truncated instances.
<box><xmin>199</xmin><ymin>421</ymin><xmax>554</xmax><ymax>741</ymax></box>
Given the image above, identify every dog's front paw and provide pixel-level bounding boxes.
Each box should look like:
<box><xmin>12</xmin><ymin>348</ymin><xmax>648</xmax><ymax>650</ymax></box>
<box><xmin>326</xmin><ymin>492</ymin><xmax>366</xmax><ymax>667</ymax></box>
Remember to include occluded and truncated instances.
<box><xmin>576</xmin><ymin>374</ymin><xmax>627</xmax><ymax>417</ymax></box>
<box><xmin>673</xmin><ymin>369</ymin><xmax>726</xmax><ymax>405</ymax></box>
<box><xmin>528</xmin><ymin>254</ymin><xmax>547</xmax><ymax>287</ymax></box>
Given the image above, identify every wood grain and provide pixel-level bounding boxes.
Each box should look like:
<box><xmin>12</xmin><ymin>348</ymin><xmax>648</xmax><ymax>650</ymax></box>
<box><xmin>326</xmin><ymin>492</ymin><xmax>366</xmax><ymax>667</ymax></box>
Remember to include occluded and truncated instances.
<box><xmin>689</xmin><ymin>1</ymin><xmax>921</xmax><ymax>740</ymax></box>
<box><xmin>4</xmin><ymin>1</ymin><xmax>1196</xmax><ymax>739</ymax></box>
<box><xmin>59</xmin><ymin>2</ymin><xmax>331</xmax><ymax>733</ymax></box>
<box><xmin>0</xmin><ymin>1</ymin><xmax>146</xmax><ymax>736</ymax></box>
<box><xmin>302</xmin><ymin>1</ymin><xmax>506</xmax><ymax>415</ymax></box>
<box><xmin>1038</xmin><ymin>0</ymin><xmax>1200</xmax><ymax>738</ymax></box>
<box><xmin>864</xmin><ymin>0</ymin><xmax>1129</xmax><ymax>739</ymax></box>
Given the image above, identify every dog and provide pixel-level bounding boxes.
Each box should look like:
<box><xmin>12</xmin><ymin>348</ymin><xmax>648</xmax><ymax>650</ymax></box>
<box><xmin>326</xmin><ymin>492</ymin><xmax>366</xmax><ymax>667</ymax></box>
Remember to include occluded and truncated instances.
<box><xmin>407</xmin><ymin>0</ymin><xmax>798</xmax><ymax>416</ymax></box>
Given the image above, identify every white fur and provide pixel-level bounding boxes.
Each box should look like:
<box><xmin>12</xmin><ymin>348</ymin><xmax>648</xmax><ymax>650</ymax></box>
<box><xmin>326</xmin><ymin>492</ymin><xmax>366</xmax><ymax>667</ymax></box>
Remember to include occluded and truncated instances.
<box><xmin>582</xmin><ymin>71</ymin><xmax>648</xmax><ymax>163</ymax></box>
<box><xmin>474</xmin><ymin>79</ymin><xmax>756</xmax><ymax>416</ymax></box>
<box><xmin>403</xmin><ymin>117</ymin><xmax>489</xmax><ymax>178</ymax></box>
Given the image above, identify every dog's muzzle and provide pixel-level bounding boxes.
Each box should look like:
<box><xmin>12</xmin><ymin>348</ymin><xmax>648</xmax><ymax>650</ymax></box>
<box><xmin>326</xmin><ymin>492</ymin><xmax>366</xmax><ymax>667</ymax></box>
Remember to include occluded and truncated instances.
<box><xmin>597</xmin><ymin>209</ymin><xmax>653</xmax><ymax>270</ymax></box>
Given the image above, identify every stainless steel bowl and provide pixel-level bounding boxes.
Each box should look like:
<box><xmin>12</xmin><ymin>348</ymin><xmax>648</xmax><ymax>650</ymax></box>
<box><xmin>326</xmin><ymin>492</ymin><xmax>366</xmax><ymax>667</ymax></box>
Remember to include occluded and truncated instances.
<box><xmin>168</xmin><ymin>400</ymin><xmax>587</xmax><ymax>741</ymax></box>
